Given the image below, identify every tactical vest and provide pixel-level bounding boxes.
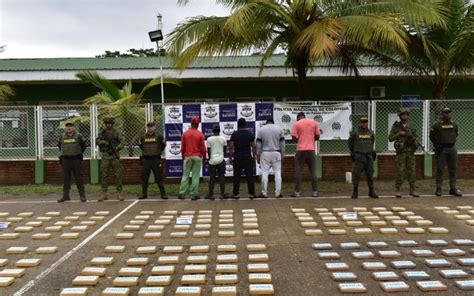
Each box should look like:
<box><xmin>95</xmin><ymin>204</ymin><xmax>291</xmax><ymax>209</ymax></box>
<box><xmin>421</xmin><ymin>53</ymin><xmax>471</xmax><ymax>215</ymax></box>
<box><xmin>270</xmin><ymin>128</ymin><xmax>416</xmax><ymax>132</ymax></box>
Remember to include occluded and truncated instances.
<box><xmin>98</xmin><ymin>128</ymin><xmax>119</xmax><ymax>153</ymax></box>
<box><xmin>60</xmin><ymin>132</ymin><xmax>82</xmax><ymax>156</ymax></box>
<box><xmin>435</xmin><ymin>121</ymin><xmax>457</xmax><ymax>145</ymax></box>
<box><xmin>353</xmin><ymin>129</ymin><xmax>374</xmax><ymax>154</ymax></box>
<box><xmin>142</xmin><ymin>133</ymin><xmax>163</xmax><ymax>156</ymax></box>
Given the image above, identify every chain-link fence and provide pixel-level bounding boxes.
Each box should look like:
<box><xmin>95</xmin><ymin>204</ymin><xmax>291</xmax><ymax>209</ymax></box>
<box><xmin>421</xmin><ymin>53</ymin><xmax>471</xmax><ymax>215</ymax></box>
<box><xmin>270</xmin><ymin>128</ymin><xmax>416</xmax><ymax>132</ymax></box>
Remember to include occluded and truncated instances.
<box><xmin>1</xmin><ymin>100</ymin><xmax>473</xmax><ymax>160</ymax></box>
<box><xmin>41</xmin><ymin>105</ymin><xmax>92</xmax><ymax>159</ymax></box>
<box><xmin>96</xmin><ymin>104</ymin><xmax>147</xmax><ymax>158</ymax></box>
<box><xmin>373</xmin><ymin>100</ymin><xmax>426</xmax><ymax>153</ymax></box>
<box><xmin>0</xmin><ymin>106</ymin><xmax>36</xmax><ymax>159</ymax></box>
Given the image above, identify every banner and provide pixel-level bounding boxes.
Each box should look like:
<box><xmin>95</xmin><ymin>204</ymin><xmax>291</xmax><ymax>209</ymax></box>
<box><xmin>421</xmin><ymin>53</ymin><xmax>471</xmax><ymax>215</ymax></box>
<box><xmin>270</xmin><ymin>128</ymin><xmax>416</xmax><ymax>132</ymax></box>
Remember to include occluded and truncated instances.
<box><xmin>273</xmin><ymin>103</ymin><xmax>352</xmax><ymax>140</ymax></box>
<box><xmin>164</xmin><ymin>103</ymin><xmax>270</xmax><ymax>178</ymax></box>
<box><xmin>164</xmin><ymin>102</ymin><xmax>352</xmax><ymax>177</ymax></box>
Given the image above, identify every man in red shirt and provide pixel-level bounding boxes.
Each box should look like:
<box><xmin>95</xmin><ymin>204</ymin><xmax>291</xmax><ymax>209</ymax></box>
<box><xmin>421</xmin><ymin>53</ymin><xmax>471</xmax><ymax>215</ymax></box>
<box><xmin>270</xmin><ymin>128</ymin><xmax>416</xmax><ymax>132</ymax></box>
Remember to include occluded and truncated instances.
<box><xmin>178</xmin><ymin>117</ymin><xmax>206</xmax><ymax>200</ymax></box>
<box><xmin>291</xmin><ymin>112</ymin><xmax>320</xmax><ymax>197</ymax></box>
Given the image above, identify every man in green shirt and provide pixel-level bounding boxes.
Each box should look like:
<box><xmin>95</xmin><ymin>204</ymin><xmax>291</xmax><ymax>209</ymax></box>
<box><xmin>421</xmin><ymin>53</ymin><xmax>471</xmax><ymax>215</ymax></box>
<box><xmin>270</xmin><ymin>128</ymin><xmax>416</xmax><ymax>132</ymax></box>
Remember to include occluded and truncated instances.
<box><xmin>389</xmin><ymin>108</ymin><xmax>420</xmax><ymax>198</ymax></box>
<box><xmin>96</xmin><ymin>117</ymin><xmax>124</xmax><ymax>201</ymax></box>
<box><xmin>429</xmin><ymin>107</ymin><xmax>462</xmax><ymax>197</ymax></box>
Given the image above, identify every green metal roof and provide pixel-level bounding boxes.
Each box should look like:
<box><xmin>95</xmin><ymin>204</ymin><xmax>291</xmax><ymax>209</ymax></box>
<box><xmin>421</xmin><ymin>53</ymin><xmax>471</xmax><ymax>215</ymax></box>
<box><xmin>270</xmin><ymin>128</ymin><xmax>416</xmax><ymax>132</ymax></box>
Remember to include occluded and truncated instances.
<box><xmin>0</xmin><ymin>55</ymin><xmax>289</xmax><ymax>71</ymax></box>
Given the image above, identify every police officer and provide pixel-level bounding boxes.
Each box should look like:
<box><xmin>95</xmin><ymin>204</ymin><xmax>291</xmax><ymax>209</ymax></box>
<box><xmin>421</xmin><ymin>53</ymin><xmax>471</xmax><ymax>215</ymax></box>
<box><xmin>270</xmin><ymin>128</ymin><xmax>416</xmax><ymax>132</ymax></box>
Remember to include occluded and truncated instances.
<box><xmin>430</xmin><ymin>107</ymin><xmax>462</xmax><ymax>197</ymax></box>
<box><xmin>58</xmin><ymin>122</ymin><xmax>86</xmax><ymax>202</ymax></box>
<box><xmin>389</xmin><ymin>108</ymin><xmax>420</xmax><ymax>198</ymax></box>
<box><xmin>138</xmin><ymin>121</ymin><xmax>168</xmax><ymax>200</ymax></box>
<box><xmin>348</xmin><ymin>116</ymin><xmax>378</xmax><ymax>199</ymax></box>
<box><xmin>96</xmin><ymin>117</ymin><xmax>124</xmax><ymax>201</ymax></box>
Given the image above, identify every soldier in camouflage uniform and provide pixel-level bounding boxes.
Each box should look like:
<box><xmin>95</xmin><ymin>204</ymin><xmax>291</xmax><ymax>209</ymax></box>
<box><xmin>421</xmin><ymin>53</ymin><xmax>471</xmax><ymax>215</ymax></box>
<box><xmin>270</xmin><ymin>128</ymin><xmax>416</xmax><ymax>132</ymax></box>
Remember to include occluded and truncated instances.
<box><xmin>429</xmin><ymin>107</ymin><xmax>462</xmax><ymax>197</ymax></box>
<box><xmin>96</xmin><ymin>117</ymin><xmax>124</xmax><ymax>201</ymax></box>
<box><xmin>138</xmin><ymin>121</ymin><xmax>168</xmax><ymax>200</ymax></box>
<box><xmin>348</xmin><ymin>116</ymin><xmax>378</xmax><ymax>199</ymax></box>
<box><xmin>389</xmin><ymin>108</ymin><xmax>420</xmax><ymax>198</ymax></box>
<box><xmin>58</xmin><ymin>122</ymin><xmax>86</xmax><ymax>202</ymax></box>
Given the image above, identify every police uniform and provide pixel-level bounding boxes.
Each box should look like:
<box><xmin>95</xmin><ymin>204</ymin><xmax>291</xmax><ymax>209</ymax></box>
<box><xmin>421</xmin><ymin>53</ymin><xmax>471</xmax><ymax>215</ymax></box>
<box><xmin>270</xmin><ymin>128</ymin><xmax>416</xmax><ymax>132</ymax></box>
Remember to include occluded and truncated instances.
<box><xmin>348</xmin><ymin>116</ymin><xmax>378</xmax><ymax>199</ymax></box>
<box><xmin>58</xmin><ymin>122</ymin><xmax>86</xmax><ymax>202</ymax></box>
<box><xmin>139</xmin><ymin>122</ymin><xmax>168</xmax><ymax>199</ymax></box>
<box><xmin>429</xmin><ymin>107</ymin><xmax>462</xmax><ymax>196</ymax></box>
<box><xmin>389</xmin><ymin>108</ymin><xmax>419</xmax><ymax>197</ymax></box>
<box><xmin>96</xmin><ymin>117</ymin><xmax>124</xmax><ymax>201</ymax></box>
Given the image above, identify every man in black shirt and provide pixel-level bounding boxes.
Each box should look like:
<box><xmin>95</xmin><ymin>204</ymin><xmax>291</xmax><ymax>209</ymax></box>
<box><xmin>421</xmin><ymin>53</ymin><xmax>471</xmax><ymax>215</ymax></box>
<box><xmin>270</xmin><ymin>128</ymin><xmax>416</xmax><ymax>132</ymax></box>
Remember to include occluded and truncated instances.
<box><xmin>229</xmin><ymin>118</ymin><xmax>257</xmax><ymax>199</ymax></box>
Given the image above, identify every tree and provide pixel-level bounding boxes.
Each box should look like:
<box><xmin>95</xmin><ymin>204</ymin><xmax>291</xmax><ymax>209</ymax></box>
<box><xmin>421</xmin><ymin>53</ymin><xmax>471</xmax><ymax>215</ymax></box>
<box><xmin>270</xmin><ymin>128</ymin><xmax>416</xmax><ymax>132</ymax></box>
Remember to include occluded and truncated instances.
<box><xmin>167</xmin><ymin>0</ymin><xmax>447</xmax><ymax>99</ymax></box>
<box><xmin>76</xmin><ymin>71</ymin><xmax>180</xmax><ymax>156</ymax></box>
<box><xmin>96</xmin><ymin>48</ymin><xmax>167</xmax><ymax>58</ymax></box>
<box><xmin>0</xmin><ymin>85</ymin><xmax>14</xmax><ymax>104</ymax></box>
<box><xmin>379</xmin><ymin>0</ymin><xmax>473</xmax><ymax>100</ymax></box>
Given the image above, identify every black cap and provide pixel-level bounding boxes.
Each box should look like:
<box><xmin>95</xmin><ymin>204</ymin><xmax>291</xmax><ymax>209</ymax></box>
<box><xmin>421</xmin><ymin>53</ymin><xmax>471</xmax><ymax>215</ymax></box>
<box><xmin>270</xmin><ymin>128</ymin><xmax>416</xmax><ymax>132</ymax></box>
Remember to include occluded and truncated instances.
<box><xmin>104</xmin><ymin>117</ymin><xmax>115</xmax><ymax>123</ymax></box>
<box><xmin>360</xmin><ymin>116</ymin><xmax>368</xmax><ymax>122</ymax></box>
<box><xmin>65</xmin><ymin>122</ymin><xmax>74</xmax><ymax>126</ymax></box>
<box><xmin>146</xmin><ymin>121</ymin><xmax>156</xmax><ymax>127</ymax></box>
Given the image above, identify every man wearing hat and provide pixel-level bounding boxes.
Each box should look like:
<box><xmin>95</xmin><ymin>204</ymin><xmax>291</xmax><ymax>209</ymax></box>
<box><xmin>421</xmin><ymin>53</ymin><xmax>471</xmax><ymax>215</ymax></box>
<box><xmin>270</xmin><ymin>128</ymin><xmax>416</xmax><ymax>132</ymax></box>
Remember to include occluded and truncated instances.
<box><xmin>429</xmin><ymin>107</ymin><xmax>462</xmax><ymax>196</ymax></box>
<box><xmin>58</xmin><ymin>121</ymin><xmax>87</xmax><ymax>202</ymax></box>
<box><xmin>138</xmin><ymin>121</ymin><xmax>168</xmax><ymax>200</ymax></box>
<box><xmin>205</xmin><ymin>124</ymin><xmax>228</xmax><ymax>200</ymax></box>
<box><xmin>348</xmin><ymin>116</ymin><xmax>378</xmax><ymax>199</ymax></box>
<box><xmin>96</xmin><ymin>117</ymin><xmax>124</xmax><ymax>201</ymax></box>
<box><xmin>178</xmin><ymin>117</ymin><xmax>206</xmax><ymax>200</ymax></box>
<box><xmin>389</xmin><ymin>108</ymin><xmax>420</xmax><ymax>198</ymax></box>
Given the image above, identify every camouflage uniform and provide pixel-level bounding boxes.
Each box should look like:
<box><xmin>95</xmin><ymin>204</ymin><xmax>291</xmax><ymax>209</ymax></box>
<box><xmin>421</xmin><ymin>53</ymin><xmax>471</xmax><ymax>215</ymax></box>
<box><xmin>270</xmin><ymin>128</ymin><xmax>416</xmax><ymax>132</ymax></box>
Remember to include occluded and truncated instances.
<box><xmin>429</xmin><ymin>107</ymin><xmax>461</xmax><ymax>196</ymax></box>
<box><xmin>96</xmin><ymin>118</ymin><xmax>124</xmax><ymax>201</ymax></box>
<box><xmin>389</xmin><ymin>109</ymin><xmax>418</xmax><ymax>197</ymax></box>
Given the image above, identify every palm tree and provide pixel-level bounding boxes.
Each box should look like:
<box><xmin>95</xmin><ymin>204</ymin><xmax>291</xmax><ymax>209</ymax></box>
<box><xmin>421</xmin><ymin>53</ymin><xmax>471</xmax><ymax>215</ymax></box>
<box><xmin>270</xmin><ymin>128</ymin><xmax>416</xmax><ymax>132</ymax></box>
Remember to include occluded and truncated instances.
<box><xmin>167</xmin><ymin>0</ymin><xmax>447</xmax><ymax>99</ymax></box>
<box><xmin>377</xmin><ymin>0</ymin><xmax>473</xmax><ymax>101</ymax></box>
<box><xmin>0</xmin><ymin>85</ymin><xmax>14</xmax><ymax>104</ymax></box>
<box><xmin>76</xmin><ymin>70</ymin><xmax>180</xmax><ymax>156</ymax></box>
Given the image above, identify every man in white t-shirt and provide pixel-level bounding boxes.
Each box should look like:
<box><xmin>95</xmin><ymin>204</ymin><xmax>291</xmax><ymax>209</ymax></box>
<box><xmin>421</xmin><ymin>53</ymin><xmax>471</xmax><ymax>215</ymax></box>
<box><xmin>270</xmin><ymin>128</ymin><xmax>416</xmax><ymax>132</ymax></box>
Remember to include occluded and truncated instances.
<box><xmin>206</xmin><ymin>125</ymin><xmax>228</xmax><ymax>200</ymax></box>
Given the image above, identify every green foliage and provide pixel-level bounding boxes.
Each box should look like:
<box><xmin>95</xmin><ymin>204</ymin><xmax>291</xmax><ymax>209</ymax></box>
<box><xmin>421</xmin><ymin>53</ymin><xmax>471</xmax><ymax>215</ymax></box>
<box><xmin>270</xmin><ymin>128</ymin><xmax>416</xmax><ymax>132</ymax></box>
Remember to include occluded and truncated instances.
<box><xmin>96</xmin><ymin>48</ymin><xmax>167</xmax><ymax>58</ymax></box>
<box><xmin>168</xmin><ymin>0</ymin><xmax>448</xmax><ymax>98</ymax></box>
<box><xmin>0</xmin><ymin>85</ymin><xmax>15</xmax><ymax>103</ymax></box>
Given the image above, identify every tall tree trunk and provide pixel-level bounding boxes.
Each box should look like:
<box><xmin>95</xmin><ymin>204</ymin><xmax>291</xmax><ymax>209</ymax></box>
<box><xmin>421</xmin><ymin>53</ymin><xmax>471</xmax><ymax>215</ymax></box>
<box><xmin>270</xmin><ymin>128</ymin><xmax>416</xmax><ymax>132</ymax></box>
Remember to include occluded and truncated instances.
<box><xmin>433</xmin><ymin>78</ymin><xmax>448</xmax><ymax>101</ymax></box>
<box><xmin>295</xmin><ymin>58</ymin><xmax>309</xmax><ymax>100</ymax></box>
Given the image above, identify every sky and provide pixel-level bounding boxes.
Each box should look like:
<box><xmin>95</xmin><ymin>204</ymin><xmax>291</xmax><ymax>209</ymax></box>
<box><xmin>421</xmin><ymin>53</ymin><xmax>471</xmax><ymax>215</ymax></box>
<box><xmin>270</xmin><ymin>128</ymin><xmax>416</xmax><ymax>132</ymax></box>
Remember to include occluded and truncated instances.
<box><xmin>0</xmin><ymin>0</ymin><xmax>230</xmax><ymax>58</ymax></box>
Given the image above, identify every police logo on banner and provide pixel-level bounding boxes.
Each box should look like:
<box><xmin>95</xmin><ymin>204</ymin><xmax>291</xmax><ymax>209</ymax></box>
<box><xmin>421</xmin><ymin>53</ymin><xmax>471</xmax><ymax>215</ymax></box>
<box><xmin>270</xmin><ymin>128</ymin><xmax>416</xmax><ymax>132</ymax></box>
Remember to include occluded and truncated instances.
<box><xmin>165</xmin><ymin>105</ymin><xmax>183</xmax><ymax>123</ymax></box>
<box><xmin>201</xmin><ymin>104</ymin><xmax>219</xmax><ymax>123</ymax></box>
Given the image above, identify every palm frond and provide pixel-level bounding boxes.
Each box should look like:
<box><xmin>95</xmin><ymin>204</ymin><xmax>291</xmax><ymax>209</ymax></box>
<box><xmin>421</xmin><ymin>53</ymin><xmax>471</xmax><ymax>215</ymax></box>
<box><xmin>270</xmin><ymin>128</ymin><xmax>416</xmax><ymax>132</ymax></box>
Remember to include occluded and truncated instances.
<box><xmin>0</xmin><ymin>85</ymin><xmax>15</xmax><ymax>101</ymax></box>
<box><xmin>138</xmin><ymin>77</ymin><xmax>181</xmax><ymax>101</ymax></box>
<box><xmin>76</xmin><ymin>71</ymin><xmax>121</xmax><ymax>101</ymax></box>
<box><xmin>83</xmin><ymin>92</ymin><xmax>115</xmax><ymax>105</ymax></box>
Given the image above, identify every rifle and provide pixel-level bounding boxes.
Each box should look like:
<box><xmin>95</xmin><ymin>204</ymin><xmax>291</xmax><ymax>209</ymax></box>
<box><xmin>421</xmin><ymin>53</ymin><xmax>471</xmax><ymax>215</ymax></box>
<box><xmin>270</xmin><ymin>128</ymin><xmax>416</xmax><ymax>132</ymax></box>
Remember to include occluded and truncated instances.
<box><xmin>397</xmin><ymin>121</ymin><xmax>425</xmax><ymax>151</ymax></box>
<box><xmin>108</xmin><ymin>139</ymin><xmax>120</xmax><ymax>159</ymax></box>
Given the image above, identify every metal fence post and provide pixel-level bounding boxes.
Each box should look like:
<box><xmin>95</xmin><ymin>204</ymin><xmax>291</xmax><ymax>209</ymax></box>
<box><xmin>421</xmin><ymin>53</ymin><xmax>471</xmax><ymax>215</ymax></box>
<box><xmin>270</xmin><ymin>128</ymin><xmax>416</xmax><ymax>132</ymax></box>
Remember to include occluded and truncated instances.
<box><xmin>423</xmin><ymin>100</ymin><xmax>433</xmax><ymax>177</ymax></box>
<box><xmin>90</xmin><ymin>103</ymin><xmax>100</xmax><ymax>184</ymax></box>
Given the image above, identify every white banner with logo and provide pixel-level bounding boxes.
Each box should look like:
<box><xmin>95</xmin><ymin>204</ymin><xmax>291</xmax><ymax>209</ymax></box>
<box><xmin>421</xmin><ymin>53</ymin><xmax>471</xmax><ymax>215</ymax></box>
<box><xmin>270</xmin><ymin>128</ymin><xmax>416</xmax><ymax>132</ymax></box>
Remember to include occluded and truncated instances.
<box><xmin>273</xmin><ymin>103</ymin><xmax>352</xmax><ymax>140</ymax></box>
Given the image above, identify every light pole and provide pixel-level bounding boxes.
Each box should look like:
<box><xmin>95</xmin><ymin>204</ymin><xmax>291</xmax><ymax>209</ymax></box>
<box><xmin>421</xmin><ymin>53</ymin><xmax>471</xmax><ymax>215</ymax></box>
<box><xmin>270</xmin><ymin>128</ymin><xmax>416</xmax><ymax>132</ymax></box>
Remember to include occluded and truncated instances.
<box><xmin>148</xmin><ymin>14</ymin><xmax>165</xmax><ymax>105</ymax></box>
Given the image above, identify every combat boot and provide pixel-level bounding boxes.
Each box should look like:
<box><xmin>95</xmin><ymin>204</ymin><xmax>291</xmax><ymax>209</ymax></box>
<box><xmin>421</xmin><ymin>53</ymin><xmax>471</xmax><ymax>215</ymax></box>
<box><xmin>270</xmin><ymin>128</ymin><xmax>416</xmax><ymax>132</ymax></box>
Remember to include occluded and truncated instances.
<box><xmin>410</xmin><ymin>187</ymin><xmax>420</xmax><ymax>197</ymax></box>
<box><xmin>159</xmin><ymin>185</ymin><xmax>168</xmax><ymax>200</ymax></box>
<box><xmin>79</xmin><ymin>195</ymin><xmax>86</xmax><ymax>202</ymax></box>
<box><xmin>99</xmin><ymin>192</ymin><xmax>108</xmax><ymax>202</ymax></box>
<box><xmin>117</xmin><ymin>192</ymin><xmax>124</xmax><ymax>201</ymax></box>
<box><xmin>138</xmin><ymin>187</ymin><xmax>148</xmax><ymax>200</ymax></box>
<box><xmin>395</xmin><ymin>187</ymin><xmax>402</xmax><ymax>198</ymax></box>
<box><xmin>57</xmin><ymin>196</ymin><xmax>70</xmax><ymax>203</ymax></box>
<box><xmin>435</xmin><ymin>188</ymin><xmax>442</xmax><ymax>197</ymax></box>
<box><xmin>449</xmin><ymin>188</ymin><xmax>462</xmax><ymax>197</ymax></box>
<box><xmin>368</xmin><ymin>188</ymin><xmax>379</xmax><ymax>199</ymax></box>
<box><xmin>351</xmin><ymin>186</ymin><xmax>358</xmax><ymax>199</ymax></box>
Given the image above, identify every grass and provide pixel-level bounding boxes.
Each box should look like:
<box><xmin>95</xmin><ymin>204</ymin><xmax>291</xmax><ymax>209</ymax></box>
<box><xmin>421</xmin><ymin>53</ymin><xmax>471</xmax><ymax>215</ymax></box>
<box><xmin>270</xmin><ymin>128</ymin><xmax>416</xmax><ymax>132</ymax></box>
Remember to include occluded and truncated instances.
<box><xmin>1</xmin><ymin>179</ymin><xmax>473</xmax><ymax>196</ymax></box>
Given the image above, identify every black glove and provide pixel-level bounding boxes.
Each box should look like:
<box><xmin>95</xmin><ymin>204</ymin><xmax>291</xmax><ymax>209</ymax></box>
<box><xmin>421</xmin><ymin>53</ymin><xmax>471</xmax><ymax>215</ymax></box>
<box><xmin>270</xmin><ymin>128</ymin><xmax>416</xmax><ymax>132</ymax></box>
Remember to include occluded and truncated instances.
<box><xmin>372</xmin><ymin>151</ymin><xmax>377</xmax><ymax>161</ymax></box>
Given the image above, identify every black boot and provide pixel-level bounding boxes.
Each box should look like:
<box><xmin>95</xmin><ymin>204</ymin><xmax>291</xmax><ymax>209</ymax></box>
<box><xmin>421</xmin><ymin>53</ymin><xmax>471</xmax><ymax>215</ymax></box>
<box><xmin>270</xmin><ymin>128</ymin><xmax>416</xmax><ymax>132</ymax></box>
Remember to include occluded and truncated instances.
<box><xmin>351</xmin><ymin>186</ymin><xmax>358</xmax><ymax>199</ymax></box>
<box><xmin>57</xmin><ymin>196</ymin><xmax>70</xmax><ymax>203</ymax></box>
<box><xmin>449</xmin><ymin>188</ymin><xmax>462</xmax><ymax>197</ymax></box>
<box><xmin>159</xmin><ymin>185</ymin><xmax>168</xmax><ymax>200</ymax></box>
<box><xmin>138</xmin><ymin>187</ymin><xmax>148</xmax><ymax>200</ymax></box>
<box><xmin>79</xmin><ymin>195</ymin><xmax>86</xmax><ymax>202</ymax></box>
<box><xmin>435</xmin><ymin>188</ymin><xmax>442</xmax><ymax>197</ymax></box>
<box><xmin>368</xmin><ymin>188</ymin><xmax>379</xmax><ymax>199</ymax></box>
